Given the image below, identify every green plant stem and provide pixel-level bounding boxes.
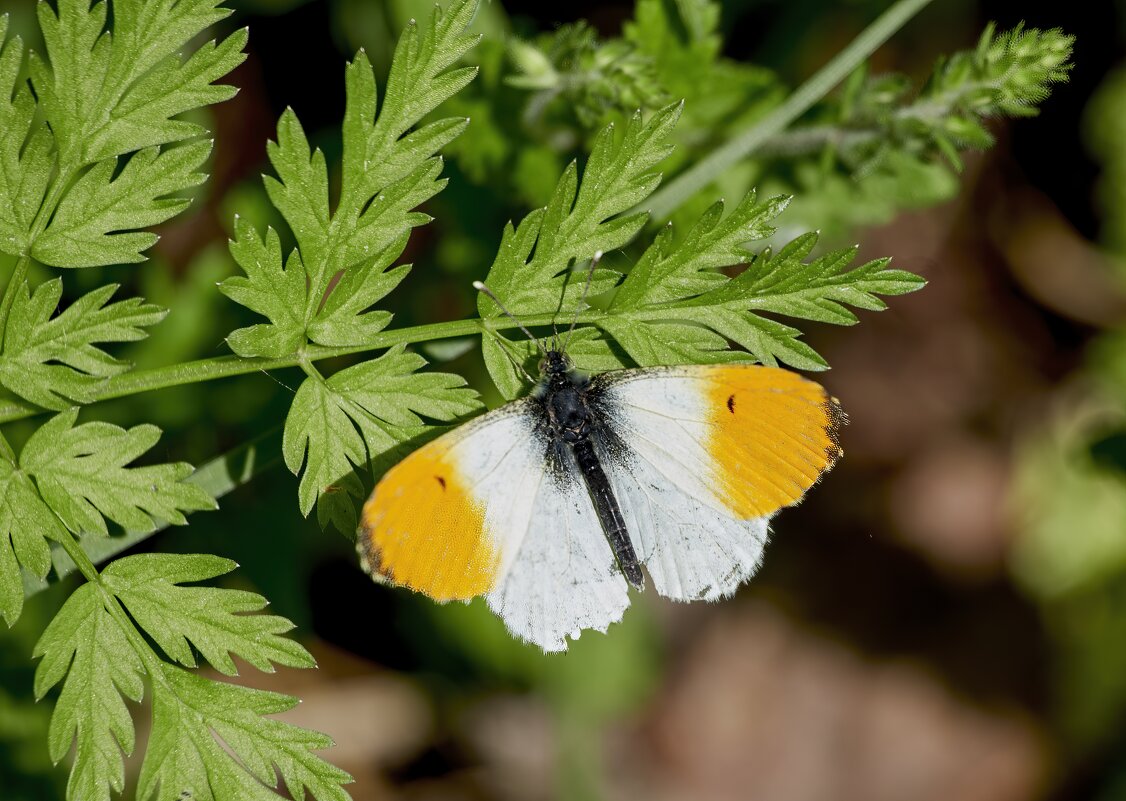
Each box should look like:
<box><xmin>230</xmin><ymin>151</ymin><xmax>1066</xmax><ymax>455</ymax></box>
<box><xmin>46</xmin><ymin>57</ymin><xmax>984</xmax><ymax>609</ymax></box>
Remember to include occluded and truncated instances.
<box><xmin>96</xmin><ymin>575</ymin><xmax>181</xmax><ymax>702</ymax></box>
<box><xmin>754</xmin><ymin>74</ymin><xmax>1015</xmax><ymax>159</ymax></box>
<box><xmin>54</xmin><ymin>530</ymin><xmax>102</xmax><ymax>585</ymax></box>
<box><xmin>51</xmin><ymin>520</ymin><xmax>172</xmax><ymax>694</ymax></box>
<box><xmin>297</xmin><ymin>348</ymin><xmax>325</xmax><ymax>381</ymax></box>
<box><xmin>105</xmin><ymin>587</ymin><xmax>167</xmax><ymax>676</ymax></box>
<box><xmin>644</xmin><ymin>0</ymin><xmax>935</xmax><ymax>219</ymax></box>
<box><xmin>0</xmin><ymin>311</ymin><xmax>605</xmax><ymax>425</ymax></box>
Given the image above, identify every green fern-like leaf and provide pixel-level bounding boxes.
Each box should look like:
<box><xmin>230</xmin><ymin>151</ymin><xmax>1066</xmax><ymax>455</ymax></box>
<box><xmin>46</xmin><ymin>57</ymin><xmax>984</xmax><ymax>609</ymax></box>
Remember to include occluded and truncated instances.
<box><xmin>478</xmin><ymin>139</ymin><xmax>923</xmax><ymax>397</ymax></box>
<box><xmin>140</xmin><ymin>664</ymin><xmax>351</xmax><ymax>801</ymax></box>
<box><xmin>0</xmin><ymin>16</ymin><xmax>53</xmax><ymax>256</ymax></box>
<box><xmin>20</xmin><ymin>409</ymin><xmax>216</xmax><ymax>536</ymax></box>
<box><xmin>223</xmin><ymin>0</ymin><xmax>484</xmax><ymax>533</ymax></box>
<box><xmin>506</xmin><ymin>21</ymin><xmax>669</xmax><ymax>127</ymax></box>
<box><xmin>611</xmin><ymin>192</ymin><xmax>789</xmax><ymax>309</ymax></box>
<box><xmin>32</xmin><ymin>583</ymin><xmax>144</xmax><ymax>801</ymax></box>
<box><xmin>100</xmin><ymin>553</ymin><xmax>312</xmax><ymax>675</ymax></box>
<box><xmin>477</xmin><ymin>102</ymin><xmax>681</xmax><ymax>396</ymax></box>
<box><xmin>0</xmin><ymin>279</ymin><xmax>165</xmax><ymax>409</ymax></box>
<box><xmin>0</xmin><ymin>444</ymin><xmax>66</xmax><ymax>625</ymax></box>
<box><xmin>284</xmin><ymin>345</ymin><xmax>482</xmax><ymax>533</ymax></box>
<box><xmin>33</xmin><ymin>553</ymin><xmax>345</xmax><ymax>801</ymax></box>
<box><xmin>4</xmin><ymin>408</ymin><xmax>216</xmax><ymax>628</ymax></box>
<box><xmin>221</xmin><ymin>0</ymin><xmax>480</xmax><ymax>356</ymax></box>
<box><xmin>866</xmin><ymin>23</ymin><xmax>1076</xmax><ymax>171</ymax></box>
<box><xmin>222</xmin><ymin>218</ymin><xmax>313</xmax><ymax>358</ymax></box>
<box><xmin>30</xmin><ymin>0</ymin><xmax>244</xmax><ymax>165</ymax></box>
<box><xmin>604</xmin><ymin>195</ymin><xmax>924</xmax><ymax>369</ymax></box>
<box><xmin>775</xmin><ymin>23</ymin><xmax>1075</xmax><ymax>177</ymax></box>
<box><xmin>5</xmin><ymin>0</ymin><xmax>247</xmax><ymax>267</ymax></box>
<box><xmin>722</xmin><ymin>230</ymin><xmax>925</xmax><ymax>324</ymax></box>
<box><xmin>33</xmin><ymin>141</ymin><xmax>212</xmax><ymax>267</ymax></box>
<box><xmin>481</xmin><ymin>102</ymin><xmax>680</xmax><ymax>317</ymax></box>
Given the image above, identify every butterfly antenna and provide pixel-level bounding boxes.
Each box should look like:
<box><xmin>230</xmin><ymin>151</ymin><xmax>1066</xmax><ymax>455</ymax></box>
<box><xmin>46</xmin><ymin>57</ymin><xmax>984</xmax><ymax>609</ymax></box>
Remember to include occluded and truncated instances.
<box><xmin>562</xmin><ymin>250</ymin><xmax>602</xmax><ymax>351</ymax></box>
<box><xmin>473</xmin><ymin>280</ymin><xmax>544</xmax><ymax>354</ymax></box>
<box><xmin>550</xmin><ymin>295</ymin><xmax>561</xmax><ymax>353</ymax></box>
<box><xmin>481</xmin><ymin>327</ymin><xmax>537</xmax><ymax>384</ymax></box>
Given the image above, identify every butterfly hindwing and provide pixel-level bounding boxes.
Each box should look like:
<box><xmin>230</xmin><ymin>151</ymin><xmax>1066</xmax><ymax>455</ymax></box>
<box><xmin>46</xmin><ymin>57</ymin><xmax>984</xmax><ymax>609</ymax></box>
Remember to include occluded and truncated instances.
<box><xmin>485</xmin><ymin>443</ymin><xmax>630</xmax><ymax>652</ymax></box>
<box><xmin>598</xmin><ymin>444</ymin><xmax>771</xmax><ymax>601</ymax></box>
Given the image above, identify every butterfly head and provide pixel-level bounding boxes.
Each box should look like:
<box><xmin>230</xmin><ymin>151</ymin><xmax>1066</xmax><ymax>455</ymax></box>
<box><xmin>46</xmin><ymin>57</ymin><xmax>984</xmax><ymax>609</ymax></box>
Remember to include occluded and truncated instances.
<box><xmin>539</xmin><ymin>348</ymin><xmax>571</xmax><ymax>378</ymax></box>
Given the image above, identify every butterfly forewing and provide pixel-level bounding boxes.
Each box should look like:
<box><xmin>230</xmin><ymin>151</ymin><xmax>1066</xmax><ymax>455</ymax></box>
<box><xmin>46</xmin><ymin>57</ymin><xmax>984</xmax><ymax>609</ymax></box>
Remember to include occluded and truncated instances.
<box><xmin>358</xmin><ymin>402</ymin><xmax>540</xmax><ymax>600</ymax></box>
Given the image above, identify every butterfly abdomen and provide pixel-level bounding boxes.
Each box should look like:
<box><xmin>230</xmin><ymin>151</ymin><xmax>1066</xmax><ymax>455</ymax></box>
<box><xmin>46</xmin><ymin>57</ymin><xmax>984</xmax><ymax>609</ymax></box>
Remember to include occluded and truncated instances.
<box><xmin>572</xmin><ymin>437</ymin><xmax>644</xmax><ymax>589</ymax></box>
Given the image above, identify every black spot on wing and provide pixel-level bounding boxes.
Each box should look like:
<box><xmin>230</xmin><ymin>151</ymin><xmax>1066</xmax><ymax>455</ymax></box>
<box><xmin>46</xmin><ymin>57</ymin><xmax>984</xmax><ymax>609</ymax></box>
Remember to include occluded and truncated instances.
<box><xmin>435</xmin><ymin>475</ymin><xmax>447</xmax><ymax>491</ymax></box>
<box><xmin>726</xmin><ymin>393</ymin><xmax>736</xmax><ymax>413</ymax></box>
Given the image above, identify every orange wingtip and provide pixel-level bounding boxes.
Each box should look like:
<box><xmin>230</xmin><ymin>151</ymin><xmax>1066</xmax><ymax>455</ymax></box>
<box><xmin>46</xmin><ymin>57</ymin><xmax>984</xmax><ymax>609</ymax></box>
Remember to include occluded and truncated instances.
<box><xmin>704</xmin><ymin>366</ymin><xmax>845</xmax><ymax>519</ymax></box>
<box><xmin>358</xmin><ymin>439</ymin><xmax>499</xmax><ymax>601</ymax></box>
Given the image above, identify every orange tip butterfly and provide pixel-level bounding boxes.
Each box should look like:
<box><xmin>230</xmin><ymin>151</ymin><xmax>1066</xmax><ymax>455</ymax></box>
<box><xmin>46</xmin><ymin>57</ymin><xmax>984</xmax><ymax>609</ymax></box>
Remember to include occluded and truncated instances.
<box><xmin>357</xmin><ymin>256</ymin><xmax>845</xmax><ymax>652</ymax></box>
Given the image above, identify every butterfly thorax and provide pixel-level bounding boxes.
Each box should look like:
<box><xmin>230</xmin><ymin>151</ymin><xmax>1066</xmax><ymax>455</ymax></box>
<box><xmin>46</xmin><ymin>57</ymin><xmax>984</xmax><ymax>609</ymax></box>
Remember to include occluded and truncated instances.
<box><xmin>538</xmin><ymin>350</ymin><xmax>592</xmax><ymax>444</ymax></box>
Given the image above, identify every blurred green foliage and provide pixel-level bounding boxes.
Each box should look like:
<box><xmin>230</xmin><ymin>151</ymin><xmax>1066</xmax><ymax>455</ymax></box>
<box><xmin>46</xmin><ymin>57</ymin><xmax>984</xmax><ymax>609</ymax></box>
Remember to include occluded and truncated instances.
<box><xmin>1005</xmin><ymin>29</ymin><xmax>1126</xmax><ymax>791</ymax></box>
<box><xmin>448</xmin><ymin>3</ymin><xmax>1072</xmax><ymax>237</ymax></box>
<box><xmin>1086</xmin><ymin>63</ymin><xmax>1126</xmax><ymax>260</ymax></box>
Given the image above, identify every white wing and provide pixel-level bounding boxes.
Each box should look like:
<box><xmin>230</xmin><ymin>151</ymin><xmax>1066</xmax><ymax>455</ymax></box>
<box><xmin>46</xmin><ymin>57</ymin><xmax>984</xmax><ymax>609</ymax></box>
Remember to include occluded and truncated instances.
<box><xmin>486</xmin><ymin>444</ymin><xmax>631</xmax><ymax>652</ymax></box>
<box><xmin>597</xmin><ymin>434</ymin><xmax>770</xmax><ymax>601</ymax></box>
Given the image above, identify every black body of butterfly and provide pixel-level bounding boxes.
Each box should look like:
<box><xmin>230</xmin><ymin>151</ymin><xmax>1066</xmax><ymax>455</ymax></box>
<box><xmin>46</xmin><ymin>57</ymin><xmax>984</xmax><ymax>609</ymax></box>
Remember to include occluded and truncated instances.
<box><xmin>535</xmin><ymin>348</ymin><xmax>644</xmax><ymax>588</ymax></box>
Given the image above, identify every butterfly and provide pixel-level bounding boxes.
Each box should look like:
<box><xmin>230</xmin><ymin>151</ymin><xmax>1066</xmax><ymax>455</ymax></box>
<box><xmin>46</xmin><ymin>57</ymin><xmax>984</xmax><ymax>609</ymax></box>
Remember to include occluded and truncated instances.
<box><xmin>356</xmin><ymin>267</ymin><xmax>845</xmax><ymax>652</ymax></box>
